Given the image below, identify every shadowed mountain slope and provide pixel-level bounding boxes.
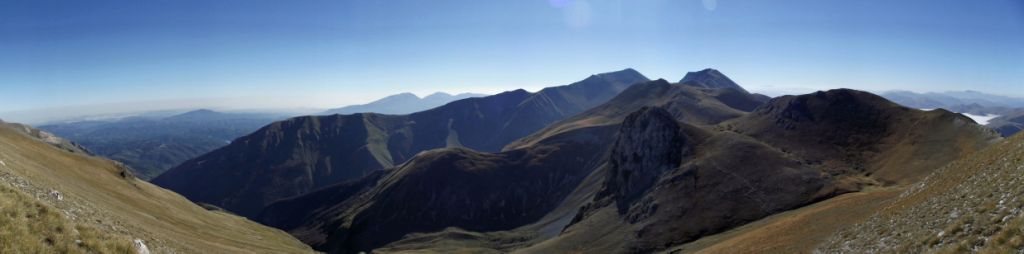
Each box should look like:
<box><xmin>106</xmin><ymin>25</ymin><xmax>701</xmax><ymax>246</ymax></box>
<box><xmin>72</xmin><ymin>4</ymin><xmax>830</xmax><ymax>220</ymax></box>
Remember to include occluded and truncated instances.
<box><xmin>248</xmin><ymin>70</ymin><xmax>995</xmax><ymax>253</ymax></box>
<box><xmin>153</xmin><ymin>69</ymin><xmax>649</xmax><ymax>217</ymax></box>
<box><xmin>505</xmin><ymin>77</ymin><xmax>768</xmax><ymax>150</ymax></box>
<box><xmin>256</xmin><ymin>70</ymin><xmax>771</xmax><ymax>253</ymax></box>
<box><xmin>989</xmin><ymin>111</ymin><xmax>1024</xmax><ymax>137</ymax></box>
<box><xmin>728</xmin><ymin>89</ymin><xmax>999</xmax><ymax>184</ymax></box>
<box><xmin>0</xmin><ymin>122</ymin><xmax>313</xmax><ymax>253</ymax></box>
<box><xmin>257</xmin><ymin>123</ymin><xmax>620</xmax><ymax>253</ymax></box>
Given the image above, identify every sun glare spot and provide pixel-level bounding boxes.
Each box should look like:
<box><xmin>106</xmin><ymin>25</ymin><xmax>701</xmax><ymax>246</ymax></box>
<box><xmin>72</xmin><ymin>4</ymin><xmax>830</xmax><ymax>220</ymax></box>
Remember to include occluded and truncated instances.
<box><xmin>702</xmin><ymin>0</ymin><xmax>718</xmax><ymax>11</ymax></box>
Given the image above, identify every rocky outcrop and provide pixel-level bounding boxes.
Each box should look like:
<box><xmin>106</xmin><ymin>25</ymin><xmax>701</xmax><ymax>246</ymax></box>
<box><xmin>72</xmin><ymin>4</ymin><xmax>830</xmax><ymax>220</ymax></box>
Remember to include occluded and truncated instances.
<box><xmin>601</xmin><ymin>107</ymin><xmax>689</xmax><ymax>212</ymax></box>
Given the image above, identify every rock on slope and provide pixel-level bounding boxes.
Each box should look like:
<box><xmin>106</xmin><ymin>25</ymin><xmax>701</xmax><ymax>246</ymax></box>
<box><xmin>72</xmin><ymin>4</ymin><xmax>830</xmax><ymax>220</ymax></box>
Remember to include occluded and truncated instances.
<box><xmin>0</xmin><ymin>177</ymin><xmax>134</xmax><ymax>253</ymax></box>
<box><xmin>820</xmin><ymin>132</ymin><xmax>1024</xmax><ymax>253</ymax></box>
<box><xmin>0</xmin><ymin>122</ymin><xmax>313</xmax><ymax>253</ymax></box>
<box><xmin>154</xmin><ymin>69</ymin><xmax>648</xmax><ymax>218</ymax></box>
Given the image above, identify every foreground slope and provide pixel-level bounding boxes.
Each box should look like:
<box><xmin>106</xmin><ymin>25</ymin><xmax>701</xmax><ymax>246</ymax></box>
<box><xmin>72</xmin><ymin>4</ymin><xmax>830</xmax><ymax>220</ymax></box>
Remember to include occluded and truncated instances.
<box><xmin>0</xmin><ymin>123</ymin><xmax>313</xmax><ymax>253</ymax></box>
<box><xmin>154</xmin><ymin>69</ymin><xmax>648</xmax><ymax>217</ymax></box>
<box><xmin>0</xmin><ymin>179</ymin><xmax>133</xmax><ymax>253</ymax></box>
<box><xmin>1</xmin><ymin>120</ymin><xmax>90</xmax><ymax>155</ymax></box>
<box><xmin>820</xmin><ymin>133</ymin><xmax>1024</xmax><ymax>253</ymax></box>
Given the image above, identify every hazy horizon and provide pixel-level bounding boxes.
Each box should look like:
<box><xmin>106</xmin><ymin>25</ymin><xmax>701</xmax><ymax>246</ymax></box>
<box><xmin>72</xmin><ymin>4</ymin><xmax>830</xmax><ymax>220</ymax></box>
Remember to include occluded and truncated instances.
<box><xmin>2</xmin><ymin>0</ymin><xmax>1022</xmax><ymax>123</ymax></box>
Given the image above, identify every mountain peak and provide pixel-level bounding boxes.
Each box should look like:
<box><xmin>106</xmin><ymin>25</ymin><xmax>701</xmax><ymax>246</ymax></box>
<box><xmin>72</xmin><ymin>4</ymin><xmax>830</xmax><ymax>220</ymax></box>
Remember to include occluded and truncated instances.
<box><xmin>385</xmin><ymin>92</ymin><xmax>421</xmax><ymax>100</ymax></box>
<box><xmin>755</xmin><ymin>88</ymin><xmax>900</xmax><ymax>123</ymax></box>
<box><xmin>170</xmin><ymin>109</ymin><xmax>224</xmax><ymax>119</ymax></box>
<box><xmin>592</xmin><ymin>68</ymin><xmax>648</xmax><ymax>83</ymax></box>
<box><xmin>185</xmin><ymin>109</ymin><xmax>217</xmax><ymax>114</ymax></box>
<box><xmin>423</xmin><ymin>92</ymin><xmax>453</xmax><ymax>100</ymax></box>
<box><xmin>679</xmin><ymin>68</ymin><xmax>749</xmax><ymax>93</ymax></box>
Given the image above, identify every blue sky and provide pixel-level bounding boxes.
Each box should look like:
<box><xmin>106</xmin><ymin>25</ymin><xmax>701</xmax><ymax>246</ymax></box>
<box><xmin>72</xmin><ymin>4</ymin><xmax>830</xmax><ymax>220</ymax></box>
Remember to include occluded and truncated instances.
<box><xmin>1</xmin><ymin>0</ymin><xmax>1022</xmax><ymax>123</ymax></box>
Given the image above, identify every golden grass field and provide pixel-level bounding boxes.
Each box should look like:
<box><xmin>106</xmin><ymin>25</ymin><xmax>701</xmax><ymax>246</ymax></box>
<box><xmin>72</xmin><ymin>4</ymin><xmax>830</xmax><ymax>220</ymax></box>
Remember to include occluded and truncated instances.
<box><xmin>0</xmin><ymin>125</ymin><xmax>314</xmax><ymax>253</ymax></box>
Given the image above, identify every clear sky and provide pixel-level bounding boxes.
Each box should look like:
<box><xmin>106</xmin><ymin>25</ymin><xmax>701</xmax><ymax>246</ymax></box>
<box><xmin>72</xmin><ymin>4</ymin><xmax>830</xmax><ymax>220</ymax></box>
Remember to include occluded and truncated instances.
<box><xmin>1</xmin><ymin>0</ymin><xmax>1022</xmax><ymax>123</ymax></box>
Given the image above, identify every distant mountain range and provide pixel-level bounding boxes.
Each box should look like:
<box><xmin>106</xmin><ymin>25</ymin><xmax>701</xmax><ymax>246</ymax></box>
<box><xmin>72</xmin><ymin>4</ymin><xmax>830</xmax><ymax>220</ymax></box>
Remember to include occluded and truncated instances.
<box><xmin>2</xmin><ymin>67</ymin><xmax>1017</xmax><ymax>253</ymax></box>
<box><xmin>322</xmin><ymin>92</ymin><xmax>487</xmax><ymax>115</ymax></box>
<box><xmin>881</xmin><ymin>90</ymin><xmax>1024</xmax><ymax>110</ymax></box>
<box><xmin>248</xmin><ymin>70</ymin><xmax>998</xmax><ymax>253</ymax></box>
<box><xmin>38</xmin><ymin>109</ymin><xmax>288</xmax><ymax>180</ymax></box>
<box><xmin>880</xmin><ymin>90</ymin><xmax>1024</xmax><ymax>137</ymax></box>
<box><xmin>152</xmin><ymin>68</ymin><xmax>651</xmax><ymax>218</ymax></box>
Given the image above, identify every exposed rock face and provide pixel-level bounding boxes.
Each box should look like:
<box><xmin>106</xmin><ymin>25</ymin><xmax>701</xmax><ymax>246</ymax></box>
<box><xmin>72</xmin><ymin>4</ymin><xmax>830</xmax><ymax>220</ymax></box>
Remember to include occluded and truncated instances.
<box><xmin>602</xmin><ymin>107</ymin><xmax>688</xmax><ymax>211</ymax></box>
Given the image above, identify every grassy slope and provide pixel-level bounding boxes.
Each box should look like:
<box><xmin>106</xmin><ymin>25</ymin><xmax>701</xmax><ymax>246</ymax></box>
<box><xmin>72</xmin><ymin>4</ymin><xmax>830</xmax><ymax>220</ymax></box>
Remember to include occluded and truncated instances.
<box><xmin>0</xmin><ymin>183</ymin><xmax>134</xmax><ymax>253</ymax></box>
<box><xmin>818</xmin><ymin>133</ymin><xmax>1024</xmax><ymax>253</ymax></box>
<box><xmin>659</xmin><ymin>114</ymin><xmax>1002</xmax><ymax>253</ymax></box>
<box><xmin>0</xmin><ymin>125</ymin><xmax>313</xmax><ymax>253</ymax></box>
<box><xmin>662</xmin><ymin>187</ymin><xmax>901</xmax><ymax>254</ymax></box>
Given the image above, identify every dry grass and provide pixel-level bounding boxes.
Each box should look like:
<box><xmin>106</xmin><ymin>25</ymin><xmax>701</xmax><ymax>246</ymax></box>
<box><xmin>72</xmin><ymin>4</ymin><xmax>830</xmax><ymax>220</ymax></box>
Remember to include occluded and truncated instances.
<box><xmin>818</xmin><ymin>133</ymin><xmax>1024</xmax><ymax>253</ymax></box>
<box><xmin>0</xmin><ymin>125</ymin><xmax>313</xmax><ymax>253</ymax></box>
<box><xmin>659</xmin><ymin>187</ymin><xmax>901</xmax><ymax>254</ymax></box>
<box><xmin>0</xmin><ymin>183</ymin><xmax>134</xmax><ymax>253</ymax></box>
